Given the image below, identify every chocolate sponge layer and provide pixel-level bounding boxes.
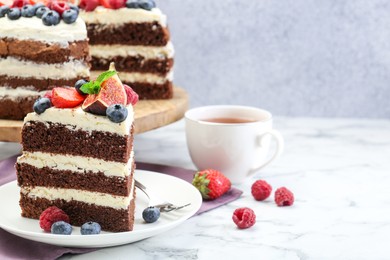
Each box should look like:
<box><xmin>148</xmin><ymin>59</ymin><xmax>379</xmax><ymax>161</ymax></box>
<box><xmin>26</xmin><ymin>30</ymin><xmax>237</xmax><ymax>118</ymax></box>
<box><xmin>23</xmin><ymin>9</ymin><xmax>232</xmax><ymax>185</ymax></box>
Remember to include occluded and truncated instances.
<box><xmin>22</xmin><ymin>121</ymin><xmax>134</xmax><ymax>163</ymax></box>
<box><xmin>126</xmin><ymin>80</ymin><xmax>173</xmax><ymax>100</ymax></box>
<box><xmin>87</xmin><ymin>22</ymin><xmax>170</xmax><ymax>46</ymax></box>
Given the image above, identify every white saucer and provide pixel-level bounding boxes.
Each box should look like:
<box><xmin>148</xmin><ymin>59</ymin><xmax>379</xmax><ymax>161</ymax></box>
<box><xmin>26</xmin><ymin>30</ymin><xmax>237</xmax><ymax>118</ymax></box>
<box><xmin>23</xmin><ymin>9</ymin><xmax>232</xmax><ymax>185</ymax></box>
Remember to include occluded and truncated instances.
<box><xmin>0</xmin><ymin>170</ymin><xmax>202</xmax><ymax>248</ymax></box>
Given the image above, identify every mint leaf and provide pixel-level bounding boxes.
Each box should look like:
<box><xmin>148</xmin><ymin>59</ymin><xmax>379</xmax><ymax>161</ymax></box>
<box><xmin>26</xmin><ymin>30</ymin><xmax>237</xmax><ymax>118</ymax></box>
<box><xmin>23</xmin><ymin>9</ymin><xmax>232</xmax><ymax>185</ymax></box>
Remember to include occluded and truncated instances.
<box><xmin>80</xmin><ymin>81</ymin><xmax>100</xmax><ymax>94</ymax></box>
<box><xmin>96</xmin><ymin>70</ymin><xmax>117</xmax><ymax>84</ymax></box>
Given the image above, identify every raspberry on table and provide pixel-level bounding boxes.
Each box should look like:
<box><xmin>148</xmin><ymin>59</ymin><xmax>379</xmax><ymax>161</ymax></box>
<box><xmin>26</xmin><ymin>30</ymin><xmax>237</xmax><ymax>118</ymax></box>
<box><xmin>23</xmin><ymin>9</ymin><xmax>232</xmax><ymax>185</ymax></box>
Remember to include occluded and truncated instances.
<box><xmin>39</xmin><ymin>206</ymin><xmax>70</xmax><ymax>232</ymax></box>
<box><xmin>274</xmin><ymin>187</ymin><xmax>294</xmax><ymax>206</ymax></box>
<box><xmin>232</xmin><ymin>207</ymin><xmax>256</xmax><ymax>229</ymax></box>
<box><xmin>251</xmin><ymin>180</ymin><xmax>272</xmax><ymax>201</ymax></box>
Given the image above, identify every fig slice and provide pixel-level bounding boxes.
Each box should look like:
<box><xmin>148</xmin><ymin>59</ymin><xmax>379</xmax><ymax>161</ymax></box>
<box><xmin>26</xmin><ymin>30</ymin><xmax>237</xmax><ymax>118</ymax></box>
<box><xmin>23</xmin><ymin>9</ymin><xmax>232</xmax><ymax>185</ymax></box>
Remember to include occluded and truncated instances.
<box><xmin>82</xmin><ymin>63</ymin><xmax>127</xmax><ymax>115</ymax></box>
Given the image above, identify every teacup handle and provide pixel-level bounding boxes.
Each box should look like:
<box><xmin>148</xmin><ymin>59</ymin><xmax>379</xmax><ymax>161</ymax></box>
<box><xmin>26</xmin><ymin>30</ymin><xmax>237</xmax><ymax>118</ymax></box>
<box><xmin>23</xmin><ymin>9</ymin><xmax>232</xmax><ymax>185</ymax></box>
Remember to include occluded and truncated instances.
<box><xmin>249</xmin><ymin>129</ymin><xmax>284</xmax><ymax>175</ymax></box>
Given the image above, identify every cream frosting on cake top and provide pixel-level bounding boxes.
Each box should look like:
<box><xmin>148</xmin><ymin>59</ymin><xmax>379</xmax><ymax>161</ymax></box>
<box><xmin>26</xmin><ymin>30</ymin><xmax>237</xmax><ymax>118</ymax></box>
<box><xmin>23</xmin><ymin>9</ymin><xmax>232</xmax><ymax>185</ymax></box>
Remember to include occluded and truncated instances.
<box><xmin>24</xmin><ymin>105</ymin><xmax>134</xmax><ymax>135</ymax></box>
<box><xmin>80</xmin><ymin>7</ymin><xmax>167</xmax><ymax>26</ymax></box>
<box><xmin>0</xmin><ymin>17</ymin><xmax>87</xmax><ymax>44</ymax></box>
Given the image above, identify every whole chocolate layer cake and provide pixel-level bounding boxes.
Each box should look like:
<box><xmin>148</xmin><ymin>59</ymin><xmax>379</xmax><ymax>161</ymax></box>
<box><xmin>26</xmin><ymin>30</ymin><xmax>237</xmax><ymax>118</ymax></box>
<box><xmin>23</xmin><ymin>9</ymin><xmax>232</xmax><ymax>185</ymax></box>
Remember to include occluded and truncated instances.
<box><xmin>79</xmin><ymin>2</ymin><xmax>174</xmax><ymax>100</ymax></box>
<box><xmin>0</xmin><ymin>5</ymin><xmax>90</xmax><ymax>120</ymax></box>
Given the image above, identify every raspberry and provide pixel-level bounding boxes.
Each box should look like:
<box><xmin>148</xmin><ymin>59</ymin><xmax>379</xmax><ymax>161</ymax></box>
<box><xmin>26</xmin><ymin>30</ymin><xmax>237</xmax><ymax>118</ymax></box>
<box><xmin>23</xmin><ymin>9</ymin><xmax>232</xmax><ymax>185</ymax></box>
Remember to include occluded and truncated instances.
<box><xmin>232</xmin><ymin>207</ymin><xmax>256</xmax><ymax>229</ymax></box>
<box><xmin>251</xmin><ymin>180</ymin><xmax>272</xmax><ymax>201</ymax></box>
<box><xmin>39</xmin><ymin>206</ymin><xmax>70</xmax><ymax>232</ymax></box>
<box><xmin>274</xmin><ymin>187</ymin><xmax>294</xmax><ymax>206</ymax></box>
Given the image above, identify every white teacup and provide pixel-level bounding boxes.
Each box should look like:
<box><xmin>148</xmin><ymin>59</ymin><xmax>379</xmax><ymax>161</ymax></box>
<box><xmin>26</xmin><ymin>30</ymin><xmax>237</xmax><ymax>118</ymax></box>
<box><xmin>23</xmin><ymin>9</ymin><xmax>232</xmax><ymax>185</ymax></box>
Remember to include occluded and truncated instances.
<box><xmin>185</xmin><ymin>105</ymin><xmax>284</xmax><ymax>184</ymax></box>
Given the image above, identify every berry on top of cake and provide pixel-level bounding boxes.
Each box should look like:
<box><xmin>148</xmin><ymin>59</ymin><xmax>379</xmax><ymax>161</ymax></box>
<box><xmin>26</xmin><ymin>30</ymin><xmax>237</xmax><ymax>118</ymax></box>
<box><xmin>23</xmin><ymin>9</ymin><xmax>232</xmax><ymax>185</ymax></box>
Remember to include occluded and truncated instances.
<box><xmin>16</xmin><ymin>64</ymin><xmax>139</xmax><ymax>232</ymax></box>
<box><xmin>0</xmin><ymin>0</ymin><xmax>90</xmax><ymax>120</ymax></box>
<box><xmin>78</xmin><ymin>0</ymin><xmax>174</xmax><ymax>100</ymax></box>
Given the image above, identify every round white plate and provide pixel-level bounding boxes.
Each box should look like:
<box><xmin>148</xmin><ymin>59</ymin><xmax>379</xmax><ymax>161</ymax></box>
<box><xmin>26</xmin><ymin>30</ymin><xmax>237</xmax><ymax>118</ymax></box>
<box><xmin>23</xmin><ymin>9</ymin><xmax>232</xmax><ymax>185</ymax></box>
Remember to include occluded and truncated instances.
<box><xmin>0</xmin><ymin>170</ymin><xmax>202</xmax><ymax>248</ymax></box>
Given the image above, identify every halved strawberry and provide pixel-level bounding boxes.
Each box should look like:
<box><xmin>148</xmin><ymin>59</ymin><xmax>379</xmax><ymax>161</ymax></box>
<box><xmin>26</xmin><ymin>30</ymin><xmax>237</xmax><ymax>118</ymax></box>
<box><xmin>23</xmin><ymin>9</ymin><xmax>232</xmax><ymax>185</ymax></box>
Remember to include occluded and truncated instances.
<box><xmin>51</xmin><ymin>87</ymin><xmax>86</xmax><ymax>108</ymax></box>
<box><xmin>43</xmin><ymin>90</ymin><xmax>53</xmax><ymax>100</ymax></box>
<box><xmin>124</xmin><ymin>84</ymin><xmax>138</xmax><ymax>105</ymax></box>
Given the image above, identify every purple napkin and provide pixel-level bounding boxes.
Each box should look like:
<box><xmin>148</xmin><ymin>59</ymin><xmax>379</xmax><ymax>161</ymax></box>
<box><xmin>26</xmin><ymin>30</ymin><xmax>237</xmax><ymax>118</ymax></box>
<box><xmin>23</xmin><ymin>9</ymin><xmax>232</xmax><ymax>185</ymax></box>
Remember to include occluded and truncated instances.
<box><xmin>0</xmin><ymin>155</ymin><xmax>242</xmax><ymax>259</ymax></box>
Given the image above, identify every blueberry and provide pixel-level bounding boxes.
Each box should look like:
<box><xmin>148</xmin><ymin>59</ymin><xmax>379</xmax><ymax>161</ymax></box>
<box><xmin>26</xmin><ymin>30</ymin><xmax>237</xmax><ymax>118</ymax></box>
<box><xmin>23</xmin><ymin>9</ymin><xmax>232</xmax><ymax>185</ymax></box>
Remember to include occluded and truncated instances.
<box><xmin>139</xmin><ymin>0</ymin><xmax>155</xmax><ymax>10</ymax></box>
<box><xmin>80</xmin><ymin>221</ymin><xmax>101</xmax><ymax>235</ymax></box>
<box><xmin>125</xmin><ymin>0</ymin><xmax>140</xmax><ymax>8</ymax></box>
<box><xmin>51</xmin><ymin>221</ymin><xmax>72</xmax><ymax>235</ymax></box>
<box><xmin>21</xmin><ymin>4</ymin><xmax>35</xmax><ymax>17</ymax></box>
<box><xmin>35</xmin><ymin>6</ymin><xmax>49</xmax><ymax>19</ymax></box>
<box><xmin>74</xmin><ymin>79</ymin><xmax>89</xmax><ymax>95</ymax></box>
<box><xmin>7</xmin><ymin>8</ymin><xmax>21</xmax><ymax>20</ymax></box>
<box><xmin>68</xmin><ymin>3</ymin><xmax>79</xmax><ymax>14</ymax></box>
<box><xmin>106</xmin><ymin>104</ymin><xmax>128</xmax><ymax>123</ymax></box>
<box><xmin>0</xmin><ymin>6</ymin><xmax>10</xmax><ymax>18</ymax></box>
<box><xmin>142</xmin><ymin>206</ymin><xmax>160</xmax><ymax>223</ymax></box>
<box><xmin>33</xmin><ymin>97</ymin><xmax>51</xmax><ymax>114</ymax></box>
<box><xmin>41</xmin><ymin>10</ymin><xmax>60</xmax><ymax>26</ymax></box>
<box><xmin>62</xmin><ymin>9</ymin><xmax>78</xmax><ymax>24</ymax></box>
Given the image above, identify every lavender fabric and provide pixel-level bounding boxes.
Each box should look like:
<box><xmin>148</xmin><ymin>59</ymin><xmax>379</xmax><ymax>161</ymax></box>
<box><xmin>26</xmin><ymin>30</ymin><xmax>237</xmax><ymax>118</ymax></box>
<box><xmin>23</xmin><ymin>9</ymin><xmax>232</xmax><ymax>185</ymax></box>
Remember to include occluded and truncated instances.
<box><xmin>0</xmin><ymin>155</ymin><xmax>242</xmax><ymax>259</ymax></box>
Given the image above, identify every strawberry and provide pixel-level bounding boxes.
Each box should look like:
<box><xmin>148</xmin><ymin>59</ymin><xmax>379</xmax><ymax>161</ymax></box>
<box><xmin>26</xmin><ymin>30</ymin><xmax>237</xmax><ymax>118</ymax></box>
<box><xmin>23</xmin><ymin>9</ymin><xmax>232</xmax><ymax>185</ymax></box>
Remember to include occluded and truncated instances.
<box><xmin>108</xmin><ymin>0</ymin><xmax>124</xmax><ymax>9</ymax></box>
<box><xmin>124</xmin><ymin>84</ymin><xmax>138</xmax><ymax>105</ymax></box>
<box><xmin>192</xmin><ymin>169</ymin><xmax>231</xmax><ymax>200</ymax></box>
<box><xmin>79</xmin><ymin>0</ymin><xmax>99</xmax><ymax>11</ymax></box>
<box><xmin>11</xmin><ymin>0</ymin><xmax>29</xmax><ymax>8</ymax></box>
<box><xmin>43</xmin><ymin>90</ymin><xmax>53</xmax><ymax>100</ymax></box>
<box><xmin>51</xmin><ymin>87</ymin><xmax>86</xmax><ymax>108</ymax></box>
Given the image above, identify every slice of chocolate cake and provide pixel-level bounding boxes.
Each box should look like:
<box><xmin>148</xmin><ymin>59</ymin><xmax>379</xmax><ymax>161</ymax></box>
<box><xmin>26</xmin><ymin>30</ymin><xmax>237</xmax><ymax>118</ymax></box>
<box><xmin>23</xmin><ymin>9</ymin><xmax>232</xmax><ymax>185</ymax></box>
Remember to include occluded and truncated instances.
<box><xmin>79</xmin><ymin>0</ymin><xmax>174</xmax><ymax>100</ymax></box>
<box><xmin>15</xmin><ymin>64</ymin><xmax>139</xmax><ymax>232</ymax></box>
<box><xmin>0</xmin><ymin>1</ymin><xmax>90</xmax><ymax>120</ymax></box>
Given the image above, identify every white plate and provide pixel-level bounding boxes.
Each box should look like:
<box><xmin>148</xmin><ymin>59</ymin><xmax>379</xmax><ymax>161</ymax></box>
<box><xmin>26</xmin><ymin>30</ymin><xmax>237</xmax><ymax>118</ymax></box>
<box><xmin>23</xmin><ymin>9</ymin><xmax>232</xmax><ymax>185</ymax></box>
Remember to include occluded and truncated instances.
<box><xmin>0</xmin><ymin>170</ymin><xmax>202</xmax><ymax>248</ymax></box>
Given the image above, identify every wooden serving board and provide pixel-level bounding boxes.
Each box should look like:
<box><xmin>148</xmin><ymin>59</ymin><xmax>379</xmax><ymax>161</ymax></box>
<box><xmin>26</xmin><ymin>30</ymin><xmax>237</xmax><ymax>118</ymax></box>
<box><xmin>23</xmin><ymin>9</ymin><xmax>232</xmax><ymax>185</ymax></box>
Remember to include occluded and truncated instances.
<box><xmin>0</xmin><ymin>87</ymin><xmax>188</xmax><ymax>143</ymax></box>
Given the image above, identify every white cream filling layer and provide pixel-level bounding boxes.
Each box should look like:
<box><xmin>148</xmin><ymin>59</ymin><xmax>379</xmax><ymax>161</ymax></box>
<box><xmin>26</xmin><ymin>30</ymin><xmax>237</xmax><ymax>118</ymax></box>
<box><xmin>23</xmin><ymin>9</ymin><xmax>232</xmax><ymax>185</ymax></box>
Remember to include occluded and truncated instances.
<box><xmin>80</xmin><ymin>7</ymin><xmax>167</xmax><ymax>27</ymax></box>
<box><xmin>90</xmin><ymin>42</ymin><xmax>174</xmax><ymax>59</ymax></box>
<box><xmin>17</xmin><ymin>151</ymin><xmax>134</xmax><ymax>178</ymax></box>
<box><xmin>24</xmin><ymin>105</ymin><xmax>134</xmax><ymax>136</ymax></box>
<box><xmin>91</xmin><ymin>71</ymin><xmax>173</xmax><ymax>84</ymax></box>
<box><xmin>0</xmin><ymin>87</ymin><xmax>45</xmax><ymax>99</ymax></box>
<box><xmin>0</xmin><ymin>17</ymin><xmax>87</xmax><ymax>45</ymax></box>
<box><xmin>21</xmin><ymin>180</ymin><xmax>134</xmax><ymax>210</ymax></box>
<box><xmin>0</xmin><ymin>57</ymin><xmax>90</xmax><ymax>80</ymax></box>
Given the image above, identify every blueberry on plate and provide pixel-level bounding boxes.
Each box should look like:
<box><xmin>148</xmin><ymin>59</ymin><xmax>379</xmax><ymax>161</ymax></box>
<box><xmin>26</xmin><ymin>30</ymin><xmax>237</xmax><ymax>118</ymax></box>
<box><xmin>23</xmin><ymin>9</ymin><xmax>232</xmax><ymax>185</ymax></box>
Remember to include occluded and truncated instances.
<box><xmin>33</xmin><ymin>97</ymin><xmax>51</xmax><ymax>114</ymax></box>
<box><xmin>106</xmin><ymin>104</ymin><xmax>128</xmax><ymax>123</ymax></box>
<box><xmin>74</xmin><ymin>79</ymin><xmax>89</xmax><ymax>95</ymax></box>
<box><xmin>51</xmin><ymin>221</ymin><xmax>72</xmax><ymax>235</ymax></box>
<box><xmin>142</xmin><ymin>206</ymin><xmax>160</xmax><ymax>223</ymax></box>
<box><xmin>68</xmin><ymin>3</ymin><xmax>79</xmax><ymax>14</ymax></box>
<box><xmin>7</xmin><ymin>8</ymin><xmax>21</xmax><ymax>20</ymax></box>
<box><xmin>0</xmin><ymin>6</ymin><xmax>10</xmax><ymax>18</ymax></box>
<box><xmin>21</xmin><ymin>4</ymin><xmax>36</xmax><ymax>17</ymax></box>
<box><xmin>138</xmin><ymin>0</ymin><xmax>155</xmax><ymax>10</ymax></box>
<box><xmin>32</xmin><ymin>3</ymin><xmax>45</xmax><ymax>13</ymax></box>
<box><xmin>35</xmin><ymin>6</ymin><xmax>49</xmax><ymax>19</ymax></box>
<box><xmin>80</xmin><ymin>222</ymin><xmax>101</xmax><ymax>235</ymax></box>
<box><xmin>62</xmin><ymin>9</ymin><xmax>78</xmax><ymax>24</ymax></box>
<box><xmin>42</xmin><ymin>10</ymin><xmax>60</xmax><ymax>26</ymax></box>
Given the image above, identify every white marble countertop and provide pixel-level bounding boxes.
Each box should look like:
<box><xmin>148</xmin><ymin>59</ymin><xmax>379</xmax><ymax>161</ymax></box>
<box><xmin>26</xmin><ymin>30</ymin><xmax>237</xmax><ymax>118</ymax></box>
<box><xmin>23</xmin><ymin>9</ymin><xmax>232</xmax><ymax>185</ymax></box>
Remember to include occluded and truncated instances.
<box><xmin>1</xmin><ymin>117</ymin><xmax>390</xmax><ymax>259</ymax></box>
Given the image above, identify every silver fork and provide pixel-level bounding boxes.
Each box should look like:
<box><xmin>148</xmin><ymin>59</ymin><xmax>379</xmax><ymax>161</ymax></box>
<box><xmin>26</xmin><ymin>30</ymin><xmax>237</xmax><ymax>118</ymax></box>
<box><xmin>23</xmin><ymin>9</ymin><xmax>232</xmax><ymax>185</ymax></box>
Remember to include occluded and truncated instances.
<box><xmin>135</xmin><ymin>179</ymin><xmax>190</xmax><ymax>212</ymax></box>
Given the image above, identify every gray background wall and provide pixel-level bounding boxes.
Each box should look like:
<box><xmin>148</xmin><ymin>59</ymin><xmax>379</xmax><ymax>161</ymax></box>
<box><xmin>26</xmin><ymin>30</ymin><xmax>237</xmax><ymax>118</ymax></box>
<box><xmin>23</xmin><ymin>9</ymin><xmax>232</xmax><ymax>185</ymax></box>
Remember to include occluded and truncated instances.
<box><xmin>157</xmin><ymin>0</ymin><xmax>390</xmax><ymax>118</ymax></box>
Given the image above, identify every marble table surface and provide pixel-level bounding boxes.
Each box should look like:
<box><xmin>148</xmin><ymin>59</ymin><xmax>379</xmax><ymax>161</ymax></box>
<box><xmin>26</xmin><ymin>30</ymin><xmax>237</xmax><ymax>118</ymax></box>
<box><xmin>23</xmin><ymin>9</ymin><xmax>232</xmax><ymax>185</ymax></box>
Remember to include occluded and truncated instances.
<box><xmin>1</xmin><ymin>117</ymin><xmax>389</xmax><ymax>259</ymax></box>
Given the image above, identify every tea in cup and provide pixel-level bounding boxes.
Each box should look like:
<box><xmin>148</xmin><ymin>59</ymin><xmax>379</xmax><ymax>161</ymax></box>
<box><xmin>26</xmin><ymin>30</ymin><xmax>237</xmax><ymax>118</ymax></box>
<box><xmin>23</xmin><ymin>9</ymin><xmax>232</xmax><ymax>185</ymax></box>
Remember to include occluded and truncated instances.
<box><xmin>185</xmin><ymin>105</ymin><xmax>284</xmax><ymax>184</ymax></box>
